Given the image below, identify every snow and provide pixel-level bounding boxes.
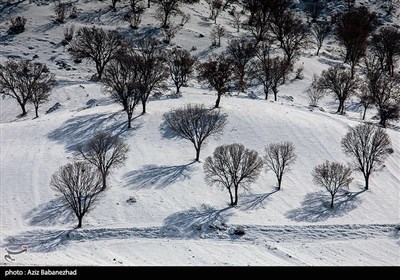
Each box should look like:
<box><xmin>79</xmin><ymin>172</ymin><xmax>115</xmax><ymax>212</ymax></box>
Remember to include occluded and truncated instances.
<box><xmin>1</xmin><ymin>0</ymin><xmax>399</xmax><ymax>266</ymax></box>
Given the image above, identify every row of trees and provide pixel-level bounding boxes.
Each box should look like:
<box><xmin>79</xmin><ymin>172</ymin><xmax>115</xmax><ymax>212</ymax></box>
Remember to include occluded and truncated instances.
<box><xmin>49</xmin><ymin>102</ymin><xmax>392</xmax><ymax>227</ymax></box>
<box><xmin>202</xmin><ymin>122</ymin><xmax>391</xmax><ymax>207</ymax></box>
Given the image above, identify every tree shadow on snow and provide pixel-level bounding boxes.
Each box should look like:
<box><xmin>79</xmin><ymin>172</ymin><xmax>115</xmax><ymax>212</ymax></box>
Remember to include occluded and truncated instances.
<box><xmin>24</xmin><ymin>197</ymin><xmax>75</xmax><ymax>227</ymax></box>
<box><xmin>285</xmin><ymin>189</ymin><xmax>365</xmax><ymax>223</ymax></box>
<box><xmin>3</xmin><ymin>229</ymin><xmax>74</xmax><ymax>253</ymax></box>
<box><xmin>48</xmin><ymin>111</ymin><xmax>142</xmax><ymax>152</ymax></box>
<box><xmin>240</xmin><ymin>189</ymin><xmax>279</xmax><ymax>210</ymax></box>
<box><xmin>123</xmin><ymin>162</ymin><xmax>195</xmax><ymax>189</ymax></box>
<box><xmin>162</xmin><ymin>204</ymin><xmax>233</xmax><ymax>238</ymax></box>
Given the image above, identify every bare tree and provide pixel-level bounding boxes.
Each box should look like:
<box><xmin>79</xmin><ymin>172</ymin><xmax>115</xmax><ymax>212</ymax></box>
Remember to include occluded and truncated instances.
<box><xmin>64</xmin><ymin>24</ymin><xmax>75</xmax><ymax>42</ymax></box>
<box><xmin>341</xmin><ymin>123</ymin><xmax>392</xmax><ymax>190</ymax></box>
<box><xmin>370</xmin><ymin>26</ymin><xmax>400</xmax><ymax>76</ymax></box>
<box><xmin>156</xmin><ymin>0</ymin><xmax>198</xmax><ymax>28</ymax></box>
<box><xmin>163</xmin><ymin>104</ymin><xmax>227</xmax><ymax>161</ymax></box>
<box><xmin>310</xmin><ymin>20</ymin><xmax>330</xmax><ymax>56</ymax></box>
<box><xmin>250</xmin><ymin>42</ymin><xmax>291</xmax><ymax>101</ymax></box>
<box><xmin>127</xmin><ymin>11</ymin><xmax>142</xmax><ymax>29</ymax></box>
<box><xmin>53</xmin><ymin>1</ymin><xmax>70</xmax><ymax>23</ymax></box>
<box><xmin>305</xmin><ymin>0</ymin><xmax>324</xmax><ymax>22</ymax></box>
<box><xmin>197</xmin><ymin>54</ymin><xmax>233</xmax><ymax>108</ymax></box>
<box><xmin>362</xmin><ymin>54</ymin><xmax>400</xmax><ymax>126</ymax></box>
<box><xmin>129</xmin><ymin>0</ymin><xmax>143</xmax><ymax>12</ymax></box>
<box><xmin>166</xmin><ymin>48</ymin><xmax>196</xmax><ymax>95</ymax></box>
<box><xmin>9</xmin><ymin>16</ymin><xmax>27</xmax><ymax>34</ymax></box>
<box><xmin>204</xmin><ymin>143</ymin><xmax>264</xmax><ymax>206</ymax></box>
<box><xmin>269</xmin><ymin>11</ymin><xmax>310</xmax><ymax>64</ymax></box>
<box><xmin>210</xmin><ymin>24</ymin><xmax>225</xmax><ymax>47</ymax></box>
<box><xmin>312</xmin><ymin>161</ymin><xmax>353</xmax><ymax>208</ymax></box>
<box><xmin>230</xmin><ymin>11</ymin><xmax>242</xmax><ymax>32</ymax></box>
<box><xmin>50</xmin><ymin>161</ymin><xmax>103</xmax><ymax>228</ymax></box>
<box><xmin>226</xmin><ymin>37</ymin><xmax>256</xmax><ymax>92</ymax></box>
<box><xmin>0</xmin><ymin>60</ymin><xmax>55</xmax><ymax>117</ymax></box>
<box><xmin>28</xmin><ymin>63</ymin><xmax>55</xmax><ymax>118</ymax></box>
<box><xmin>333</xmin><ymin>6</ymin><xmax>376</xmax><ymax>78</ymax></box>
<box><xmin>306</xmin><ymin>75</ymin><xmax>324</xmax><ymax>107</ymax></box>
<box><xmin>69</xmin><ymin>26</ymin><xmax>124</xmax><ymax>80</ymax></box>
<box><xmin>135</xmin><ymin>38</ymin><xmax>169</xmax><ymax>114</ymax></box>
<box><xmin>316</xmin><ymin>65</ymin><xmax>359</xmax><ymax>114</ymax></box>
<box><xmin>101</xmin><ymin>53</ymin><xmax>142</xmax><ymax>128</ymax></box>
<box><xmin>264</xmin><ymin>141</ymin><xmax>296</xmax><ymax>190</ymax></box>
<box><xmin>206</xmin><ymin>0</ymin><xmax>223</xmax><ymax>23</ymax></box>
<box><xmin>76</xmin><ymin>132</ymin><xmax>129</xmax><ymax>191</ymax></box>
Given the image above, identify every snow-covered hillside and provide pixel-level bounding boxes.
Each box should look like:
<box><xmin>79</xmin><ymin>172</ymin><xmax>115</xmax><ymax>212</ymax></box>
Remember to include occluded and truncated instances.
<box><xmin>0</xmin><ymin>0</ymin><xmax>399</xmax><ymax>266</ymax></box>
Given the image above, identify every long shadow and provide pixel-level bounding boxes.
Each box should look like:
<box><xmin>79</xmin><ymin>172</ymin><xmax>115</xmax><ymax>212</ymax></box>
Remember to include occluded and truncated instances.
<box><xmin>3</xmin><ymin>229</ymin><xmax>74</xmax><ymax>253</ymax></box>
<box><xmin>240</xmin><ymin>189</ymin><xmax>279</xmax><ymax>210</ymax></box>
<box><xmin>162</xmin><ymin>204</ymin><xmax>233</xmax><ymax>238</ymax></box>
<box><xmin>24</xmin><ymin>197</ymin><xmax>75</xmax><ymax>227</ymax></box>
<box><xmin>285</xmin><ymin>190</ymin><xmax>365</xmax><ymax>222</ymax></box>
<box><xmin>123</xmin><ymin>162</ymin><xmax>195</xmax><ymax>189</ymax></box>
<box><xmin>48</xmin><ymin>111</ymin><xmax>142</xmax><ymax>152</ymax></box>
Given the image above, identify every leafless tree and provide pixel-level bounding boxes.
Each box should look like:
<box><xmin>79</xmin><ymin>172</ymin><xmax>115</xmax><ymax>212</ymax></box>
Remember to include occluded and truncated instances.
<box><xmin>163</xmin><ymin>104</ymin><xmax>227</xmax><ymax>161</ymax></box>
<box><xmin>226</xmin><ymin>37</ymin><xmax>256</xmax><ymax>92</ymax></box>
<box><xmin>312</xmin><ymin>161</ymin><xmax>353</xmax><ymax>208</ymax></box>
<box><xmin>369</xmin><ymin>26</ymin><xmax>400</xmax><ymax>76</ymax></box>
<box><xmin>127</xmin><ymin>11</ymin><xmax>142</xmax><ymax>29</ymax></box>
<box><xmin>69</xmin><ymin>26</ymin><xmax>124</xmax><ymax>80</ymax></box>
<box><xmin>206</xmin><ymin>0</ymin><xmax>223</xmax><ymax>23</ymax></box>
<box><xmin>269</xmin><ymin>11</ymin><xmax>310</xmax><ymax>64</ymax></box>
<box><xmin>333</xmin><ymin>6</ymin><xmax>376</xmax><ymax>78</ymax></box>
<box><xmin>76</xmin><ymin>132</ymin><xmax>129</xmax><ymax>191</ymax></box>
<box><xmin>210</xmin><ymin>24</ymin><xmax>225</xmax><ymax>47</ymax></box>
<box><xmin>166</xmin><ymin>48</ymin><xmax>196</xmax><ymax>95</ymax></box>
<box><xmin>9</xmin><ymin>15</ymin><xmax>27</xmax><ymax>34</ymax></box>
<box><xmin>53</xmin><ymin>1</ymin><xmax>70</xmax><ymax>23</ymax></box>
<box><xmin>362</xmin><ymin>54</ymin><xmax>400</xmax><ymax>126</ymax></box>
<box><xmin>129</xmin><ymin>0</ymin><xmax>143</xmax><ymax>12</ymax></box>
<box><xmin>101</xmin><ymin>53</ymin><xmax>142</xmax><ymax>128</ymax></box>
<box><xmin>230</xmin><ymin>11</ymin><xmax>241</xmax><ymax>32</ymax></box>
<box><xmin>250</xmin><ymin>42</ymin><xmax>291</xmax><ymax>101</ymax></box>
<box><xmin>162</xmin><ymin>22</ymin><xmax>181</xmax><ymax>43</ymax></box>
<box><xmin>197</xmin><ymin>54</ymin><xmax>233</xmax><ymax>108</ymax></box>
<box><xmin>0</xmin><ymin>60</ymin><xmax>55</xmax><ymax>117</ymax></box>
<box><xmin>341</xmin><ymin>123</ymin><xmax>392</xmax><ymax>190</ymax></box>
<box><xmin>316</xmin><ymin>65</ymin><xmax>359</xmax><ymax>114</ymax></box>
<box><xmin>264</xmin><ymin>141</ymin><xmax>296</xmax><ymax>190</ymax></box>
<box><xmin>135</xmin><ymin>38</ymin><xmax>169</xmax><ymax>114</ymax></box>
<box><xmin>64</xmin><ymin>24</ymin><xmax>75</xmax><ymax>42</ymax></box>
<box><xmin>310</xmin><ymin>20</ymin><xmax>330</xmax><ymax>56</ymax></box>
<box><xmin>204</xmin><ymin>143</ymin><xmax>264</xmax><ymax>206</ymax></box>
<box><xmin>307</xmin><ymin>75</ymin><xmax>324</xmax><ymax>107</ymax></box>
<box><xmin>155</xmin><ymin>0</ymin><xmax>198</xmax><ymax>28</ymax></box>
<box><xmin>304</xmin><ymin>0</ymin><xmax>324</xmax><ymax>22</ymax></box>
<box><xmin>50</xmin><ymin>161</ymin><xmax>103</xmax><ymax>228</ymax></box>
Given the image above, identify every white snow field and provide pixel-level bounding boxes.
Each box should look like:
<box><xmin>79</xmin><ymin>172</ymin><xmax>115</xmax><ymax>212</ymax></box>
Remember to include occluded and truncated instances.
<box><xmin>0</xmin><ymin>0</ymin><xmax>399</xmax><ymax>266</ymax></box>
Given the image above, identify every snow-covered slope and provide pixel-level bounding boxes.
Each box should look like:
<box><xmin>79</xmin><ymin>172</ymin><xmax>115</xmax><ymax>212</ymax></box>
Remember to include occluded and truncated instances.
<box><xmin>0</xmin><ymin>0</ymin><xmax>399</xmax><ymax>266</ymax></box>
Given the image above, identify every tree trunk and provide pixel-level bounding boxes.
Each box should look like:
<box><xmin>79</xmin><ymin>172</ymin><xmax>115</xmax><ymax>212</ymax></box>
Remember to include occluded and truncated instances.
<box><xmin>148</xmin><ymin>0</ymin><xmax>151</xmax><ymax>8</ymax></box>
<box><xmin>362</xmin><ymin>106</ymin><xmax>367</xmax><ymax>120</ymax></box>
<box><xmin>77</xmin><ymin>215</ymin><xmax>83</xmax><ymax>228</ymax></box>
<box><xmin>316</xmin><ymin>46</ymin><xmax>321</xmax><ymax>56</ymax></box>
<box><xmin>141</xmin><ymin>99</ymin><xmax>147</xmax><ymax>115</ymax></box>
<box><xmin>127</xmin><ymin>111</ymin><xmax>132</xmax><ymax>129</ymax></box>
<box><xmin>264</xmin><ymin>89</ymin><xmax>268</xmax><ymax>100</ymax></box>
<box><xmin>102</xmin><ymin>174</ymin><xmax>107</xmax><ymax>191</ymax></box>
<box><xmin>364</xmin><ymin>173</ymin><xmax>369</xmax><ymax>190</ymax></box>
<box><xmin>19</xmin><ymin>102</ymin><xmax>27</xmax><ymax>116</ymax></box>
<box><xmin>34</xmin><ymin>105</ymin><xmax>39</xmax><ymax>118</ymax></box>
<box><xmin>215</xmin><ymin>93</ymin><xmax>221</xmax><ymax>108</ymax></box>
<box><xmin>330</xmin><ymin>194</ymin><xmax>334</xmax><ymax>208</ymax></box>
<box><xmin>274</xmin><ymin>90</ymin><xmax>277</xmax><ymax>101</ymax></box>
<box><xmin>277</xmin><ymin>176</ymin><xmax>282</xmax><ymax>190</ymax></box>
<box><xmin>233</xmin><ymin>185</ymin><xmax>238</xmax><ymax>206</ymax></box>
<box><xmin>228</xmin><ymin>187</ymin><xmax>234</xmax><ymax>206</ymax></box>
<box><xmin>96</xmin><ymin>63</ymin><xmax>104</xmax><ymax>80</ymax></box>
<box><xmin>195</xmin><ymin>146</ymin><xmax>201</xmax><ymax>162</ymax></box>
